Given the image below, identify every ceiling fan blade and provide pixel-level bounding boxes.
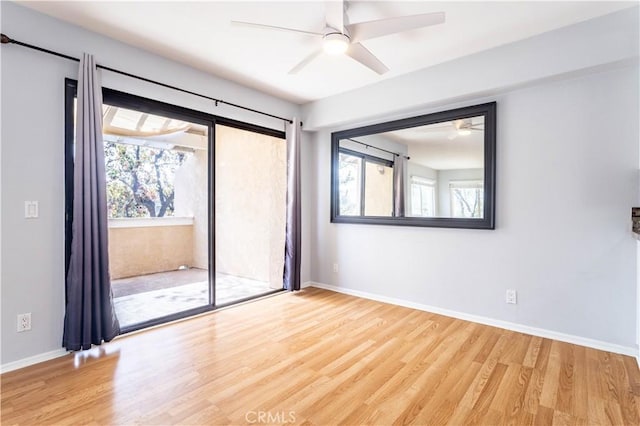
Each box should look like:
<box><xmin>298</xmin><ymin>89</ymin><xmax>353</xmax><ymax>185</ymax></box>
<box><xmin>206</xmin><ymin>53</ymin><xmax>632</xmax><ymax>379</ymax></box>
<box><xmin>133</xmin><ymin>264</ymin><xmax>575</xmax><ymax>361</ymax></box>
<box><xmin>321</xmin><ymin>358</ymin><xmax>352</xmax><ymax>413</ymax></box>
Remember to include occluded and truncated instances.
<box><xmin>325</xmin><ymin>0</ymin><xmax>344</xmax><ymax>32</ymax></box>
<box><xmin>346</xmin><ymin>11</ymin><xmax>445</xmax><ymax>43</ymax></box>
<box><xmin>231</xmin><ymin>21</ymin><xmax>323</xmax><ymax>37</ymax></box>
<box><xmin>288</xmin><ymin>49</ymin><xmax>323</xmax><ymax>74</ymax></box>
<box><xmin>346</xmin><ymin>42</ymin><xmax>389</xmax><ymax>74</ymax></box>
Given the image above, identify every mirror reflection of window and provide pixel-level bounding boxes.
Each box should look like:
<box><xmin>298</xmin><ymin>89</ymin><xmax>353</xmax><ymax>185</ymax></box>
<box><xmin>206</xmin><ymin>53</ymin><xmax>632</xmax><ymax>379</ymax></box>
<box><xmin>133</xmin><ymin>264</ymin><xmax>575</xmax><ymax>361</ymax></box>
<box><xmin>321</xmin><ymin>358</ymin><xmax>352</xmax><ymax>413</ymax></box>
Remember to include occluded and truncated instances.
<box><xmin>449</xmin><ymin>180</ymin><xmax>484</xmax><ymax>218</ymax></box>
<box><xmin>410</xmin><ymin>176</ymin><xmax>436</xmax><ymax>217</ymax></box>
<box><xmin>338</xmin><ymin>148</ymin><xmax>394</xmax><ymax>217</ymax></box>
<box><xmin>338</xmin><ymin>152</ymin><xmax>362</xmax><ymax>216</ymax></box>
<box><xmin>364</xmin><ymin>162</ymin><xmax>393</xmax><ymax>217</ymax></box>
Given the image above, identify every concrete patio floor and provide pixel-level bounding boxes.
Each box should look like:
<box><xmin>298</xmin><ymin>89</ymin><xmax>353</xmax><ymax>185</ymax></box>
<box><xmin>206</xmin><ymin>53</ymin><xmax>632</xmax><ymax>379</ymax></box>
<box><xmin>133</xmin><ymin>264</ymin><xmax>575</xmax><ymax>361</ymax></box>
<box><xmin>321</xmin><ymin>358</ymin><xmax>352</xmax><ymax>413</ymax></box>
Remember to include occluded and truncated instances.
<box><xmin>112</xmin><ymin>268</ymin><xmax>277</xmax><ymax>327</ymax></box>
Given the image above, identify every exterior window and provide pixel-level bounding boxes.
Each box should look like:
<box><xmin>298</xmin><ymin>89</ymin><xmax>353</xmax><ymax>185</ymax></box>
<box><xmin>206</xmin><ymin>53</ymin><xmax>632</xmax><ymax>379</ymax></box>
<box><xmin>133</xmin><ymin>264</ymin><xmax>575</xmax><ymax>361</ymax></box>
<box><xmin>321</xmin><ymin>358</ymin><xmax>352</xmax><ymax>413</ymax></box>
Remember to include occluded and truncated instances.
<box><xmin>410</xmin><ymin>176</ymin><xmax>435</xmax><ymax>217</ymax></box>
<box><xmin>450</xmin><ymin>180</ymin><xmax>484</xmax><ymax>218</ymax></box>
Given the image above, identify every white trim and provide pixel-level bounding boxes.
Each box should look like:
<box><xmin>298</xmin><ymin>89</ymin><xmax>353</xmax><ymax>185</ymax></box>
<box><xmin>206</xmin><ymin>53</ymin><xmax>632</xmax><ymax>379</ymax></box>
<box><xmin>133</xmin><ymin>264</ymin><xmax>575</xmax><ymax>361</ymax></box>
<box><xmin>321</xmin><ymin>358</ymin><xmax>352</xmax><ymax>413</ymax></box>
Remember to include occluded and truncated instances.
<box><xmin>1</xmin><ymin>349</ymin><xmax>69</xmax><ymax>374</ymax></box>
<box><xmin>308</xmin><ymin>282</ymin><xmax>638</xmax><ymax>358</ymax></box>
<box><xmin>109</xmin><ymin>216</ymin><xmax>194</xmax><ymax>228</ymax></box>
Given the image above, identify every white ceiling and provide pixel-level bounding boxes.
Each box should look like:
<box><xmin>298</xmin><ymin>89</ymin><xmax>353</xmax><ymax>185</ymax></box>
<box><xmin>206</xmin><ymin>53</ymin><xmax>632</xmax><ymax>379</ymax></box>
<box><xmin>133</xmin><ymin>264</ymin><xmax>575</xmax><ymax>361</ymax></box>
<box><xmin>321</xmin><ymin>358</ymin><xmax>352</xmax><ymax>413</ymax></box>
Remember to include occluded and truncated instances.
<box><xmin>19</xmin><ymin>1</ymin><xmax>635</xmax><ymax>104</ymax></box>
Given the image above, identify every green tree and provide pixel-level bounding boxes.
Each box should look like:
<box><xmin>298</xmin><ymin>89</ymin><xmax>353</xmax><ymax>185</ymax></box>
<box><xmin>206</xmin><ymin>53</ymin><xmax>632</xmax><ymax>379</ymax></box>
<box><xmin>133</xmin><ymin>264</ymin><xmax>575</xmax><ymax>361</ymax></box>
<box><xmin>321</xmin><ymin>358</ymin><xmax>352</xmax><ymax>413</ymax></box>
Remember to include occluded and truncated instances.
<box><xmin>104</xmin><ymin>142</ymin><xmax>187</xmax><ymax>218</ymax></box>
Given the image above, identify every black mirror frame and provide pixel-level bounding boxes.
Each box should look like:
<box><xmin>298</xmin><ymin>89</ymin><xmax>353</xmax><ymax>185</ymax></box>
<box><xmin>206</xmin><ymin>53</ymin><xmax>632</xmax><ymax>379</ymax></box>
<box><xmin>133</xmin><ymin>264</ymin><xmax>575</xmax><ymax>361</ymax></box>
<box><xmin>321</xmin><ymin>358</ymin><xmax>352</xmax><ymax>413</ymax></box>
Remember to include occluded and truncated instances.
<box><xmin>330</xmin><ymin>102</ymin><xmax>496</xmax><ymax>229</ymax></box>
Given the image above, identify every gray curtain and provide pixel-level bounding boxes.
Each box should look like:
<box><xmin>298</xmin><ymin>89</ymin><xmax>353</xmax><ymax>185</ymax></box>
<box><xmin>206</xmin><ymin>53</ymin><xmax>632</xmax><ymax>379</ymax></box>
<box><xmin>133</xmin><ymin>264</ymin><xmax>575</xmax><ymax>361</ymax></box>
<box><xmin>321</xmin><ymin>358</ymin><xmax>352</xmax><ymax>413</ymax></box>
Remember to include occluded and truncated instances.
<box><xmin>284</xmin><ymin>118</ymin><xmax>301</xmax><ymax>291</ymax></box>
<box><xmin>63</xmin><ymin>53</ymin><xmax>120</xmax><ymax>351</ymax></box>
<box><xmin>394</xmin><ymin>155</ymin><xmax>406</xmax><ymax>217</ymax></box>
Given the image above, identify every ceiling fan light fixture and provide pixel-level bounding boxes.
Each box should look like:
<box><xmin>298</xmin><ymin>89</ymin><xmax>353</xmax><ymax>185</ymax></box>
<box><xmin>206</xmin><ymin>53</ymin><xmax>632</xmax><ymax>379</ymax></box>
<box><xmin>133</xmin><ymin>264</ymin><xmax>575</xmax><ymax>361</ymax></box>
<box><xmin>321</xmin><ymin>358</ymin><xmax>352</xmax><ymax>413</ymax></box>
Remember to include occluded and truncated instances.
<box><xmin>323</xmin><ymin>32</ymin><xmax>350</xmax><ymax>55</ymax></box>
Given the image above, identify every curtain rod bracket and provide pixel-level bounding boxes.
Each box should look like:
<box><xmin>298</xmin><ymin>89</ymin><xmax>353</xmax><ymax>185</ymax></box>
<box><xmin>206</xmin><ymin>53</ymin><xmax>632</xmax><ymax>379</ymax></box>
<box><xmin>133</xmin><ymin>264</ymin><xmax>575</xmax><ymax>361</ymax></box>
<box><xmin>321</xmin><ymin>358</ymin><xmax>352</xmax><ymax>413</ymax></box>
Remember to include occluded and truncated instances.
<box><xmin>1</xmin><ymin>34</ymin><xmax>13</xmax><ymax>44</ymax></box>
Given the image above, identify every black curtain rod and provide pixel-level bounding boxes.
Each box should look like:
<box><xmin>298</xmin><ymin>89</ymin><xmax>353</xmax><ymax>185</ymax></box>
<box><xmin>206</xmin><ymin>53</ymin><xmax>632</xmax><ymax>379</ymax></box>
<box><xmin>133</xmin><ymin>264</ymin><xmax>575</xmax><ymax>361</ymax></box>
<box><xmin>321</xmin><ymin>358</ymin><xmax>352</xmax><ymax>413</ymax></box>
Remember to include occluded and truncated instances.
<box><xmin>1</xmin><ymin>33</ymin><xmax>294</xmax><ymax>124</ymax></box>
<box><xmin>346</xmin><ymin>138</ymin><xmax>410</xmax><ymax>160</ymax></box>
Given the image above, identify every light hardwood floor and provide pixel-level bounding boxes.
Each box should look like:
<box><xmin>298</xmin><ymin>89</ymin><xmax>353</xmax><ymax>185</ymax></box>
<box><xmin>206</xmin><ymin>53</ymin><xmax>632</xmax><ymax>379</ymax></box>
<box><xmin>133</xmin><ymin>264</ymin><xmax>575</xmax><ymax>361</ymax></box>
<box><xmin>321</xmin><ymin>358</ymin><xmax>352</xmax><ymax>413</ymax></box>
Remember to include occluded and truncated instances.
<box><xmin>2</xmin><ymin>288</ymin><xmax>639</xmax><ymax>425</ymax></box>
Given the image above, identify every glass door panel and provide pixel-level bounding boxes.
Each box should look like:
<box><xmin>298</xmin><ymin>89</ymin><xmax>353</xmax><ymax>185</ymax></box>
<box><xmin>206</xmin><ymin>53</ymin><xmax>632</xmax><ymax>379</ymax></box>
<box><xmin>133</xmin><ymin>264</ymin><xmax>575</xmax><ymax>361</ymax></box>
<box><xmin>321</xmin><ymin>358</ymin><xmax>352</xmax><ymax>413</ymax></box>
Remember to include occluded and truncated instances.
<box><xmin>214</xmin><ymin>124</ymin><xmax>286</xmax><ymax>305</ymax></box>
<box><xmin>100</xmin><ymin>103</ymin><xmax>210</xmax><ymax>327</ymax></box>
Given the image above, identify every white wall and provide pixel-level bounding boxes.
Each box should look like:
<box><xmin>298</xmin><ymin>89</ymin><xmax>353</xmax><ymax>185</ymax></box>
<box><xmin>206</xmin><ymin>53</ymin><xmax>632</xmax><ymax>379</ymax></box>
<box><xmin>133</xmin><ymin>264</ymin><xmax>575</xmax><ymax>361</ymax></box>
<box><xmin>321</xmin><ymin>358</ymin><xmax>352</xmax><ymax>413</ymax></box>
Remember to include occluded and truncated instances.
<box><xmin>0</xmin><ymin>2</ymin><xmax>304</xmax><ymax>367</ymax></box>
<box><xmin>309</xmin><ymin>64</ymin><xmax>639</xmax><ymax>349</ymax></box>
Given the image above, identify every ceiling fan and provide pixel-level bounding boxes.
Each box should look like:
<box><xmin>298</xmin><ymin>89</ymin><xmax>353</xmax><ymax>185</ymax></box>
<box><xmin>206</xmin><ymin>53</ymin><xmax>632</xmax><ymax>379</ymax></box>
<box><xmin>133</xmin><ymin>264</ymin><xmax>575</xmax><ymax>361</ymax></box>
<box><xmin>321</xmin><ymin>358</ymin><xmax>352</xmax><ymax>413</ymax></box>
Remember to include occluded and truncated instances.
<box><xmin>232</xmin><ymin>1</ymin><xmax>445</xmax><ymax>75</ymax></box>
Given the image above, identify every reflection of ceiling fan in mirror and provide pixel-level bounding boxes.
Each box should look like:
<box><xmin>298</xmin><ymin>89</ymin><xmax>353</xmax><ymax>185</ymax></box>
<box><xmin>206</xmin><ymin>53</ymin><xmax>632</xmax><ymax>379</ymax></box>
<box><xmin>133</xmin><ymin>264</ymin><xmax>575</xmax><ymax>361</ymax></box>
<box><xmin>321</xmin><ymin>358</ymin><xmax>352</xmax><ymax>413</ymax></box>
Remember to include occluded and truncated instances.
<box><xmin>449</xmin><ymin>118</ymin><xmax>484</xmax><ymax>139</ymax></box>
<box><xmin>415</xmin><ymin>118</ymin><xmax>484</xmax><ymax>140</ymax></box>
<box><xmin>232</xmin><ymin>1</ymin><xmax>445</xmax><ymax>74</ymax></box>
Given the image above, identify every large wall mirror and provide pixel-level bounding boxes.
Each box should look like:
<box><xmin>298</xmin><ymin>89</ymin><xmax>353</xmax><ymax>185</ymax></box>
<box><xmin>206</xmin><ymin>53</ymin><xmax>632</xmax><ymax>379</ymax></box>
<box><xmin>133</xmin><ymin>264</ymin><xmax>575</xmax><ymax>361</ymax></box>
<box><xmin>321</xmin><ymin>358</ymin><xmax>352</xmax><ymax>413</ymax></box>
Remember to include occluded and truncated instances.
<box><xmin>331</xmin><ymin>102</ymin><xmax>496</xmax><ymax>229</ymax></box>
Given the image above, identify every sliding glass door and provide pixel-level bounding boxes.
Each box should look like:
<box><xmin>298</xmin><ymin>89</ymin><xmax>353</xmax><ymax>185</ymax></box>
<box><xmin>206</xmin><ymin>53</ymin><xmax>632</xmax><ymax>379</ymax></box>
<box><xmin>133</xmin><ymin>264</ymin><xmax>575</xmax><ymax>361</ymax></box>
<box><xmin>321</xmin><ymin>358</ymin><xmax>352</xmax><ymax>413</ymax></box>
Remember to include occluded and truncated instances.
<box><xmin>214</xmin><ymin>124</ymin><xmax>286</xmax><ymax>305</ymax></box>
<box><xmin>65</xmin><ymin>80</ymin><xmax>288</xmax><ymax>333</ymax></box>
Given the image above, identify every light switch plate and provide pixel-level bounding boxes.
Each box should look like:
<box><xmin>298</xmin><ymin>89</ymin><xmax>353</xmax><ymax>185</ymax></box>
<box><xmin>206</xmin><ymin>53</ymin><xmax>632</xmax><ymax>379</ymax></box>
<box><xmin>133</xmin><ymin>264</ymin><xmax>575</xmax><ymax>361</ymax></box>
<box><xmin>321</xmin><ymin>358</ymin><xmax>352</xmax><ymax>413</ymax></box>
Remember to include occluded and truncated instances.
<box><xmin>24</xmin><ymin>201</ymin><xmax>39</xmax><ymax>218</ymax></box>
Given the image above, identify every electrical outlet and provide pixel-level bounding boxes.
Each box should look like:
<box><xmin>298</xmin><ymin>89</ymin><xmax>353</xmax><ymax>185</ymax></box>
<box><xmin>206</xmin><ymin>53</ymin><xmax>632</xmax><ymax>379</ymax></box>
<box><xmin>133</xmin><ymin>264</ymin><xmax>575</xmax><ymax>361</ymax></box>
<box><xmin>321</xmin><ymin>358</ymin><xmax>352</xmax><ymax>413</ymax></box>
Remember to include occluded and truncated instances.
<box><xmin>17</xmin><ymin>313</ymin><xmax>32</xmax><ymax>332</ymax></box>
<box><xmin>505</xmin><ymin>289</ymin><xmax>517</xmax><ymax>304</ymax></box>
<box><xmin>24</xmin><ymin>201</ymin><xmax>39</xmax><ymax>218</ymax></box>
<box><xmin>332</xmin><ymin>263</ymin><xmax>339</xmax><ymax>273</ymax></box>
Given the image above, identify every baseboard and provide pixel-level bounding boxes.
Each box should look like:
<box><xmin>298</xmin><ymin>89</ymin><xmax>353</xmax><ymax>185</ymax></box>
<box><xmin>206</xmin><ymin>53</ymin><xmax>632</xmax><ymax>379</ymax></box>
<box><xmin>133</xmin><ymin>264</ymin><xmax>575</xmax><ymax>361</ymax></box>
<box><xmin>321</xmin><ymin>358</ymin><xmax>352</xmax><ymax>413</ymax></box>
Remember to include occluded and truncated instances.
<box><xmin>4</xmin><ymin>285</ymin><xmax>635</xmax><ymax>372</ymax></box>
<box><xmin>0</xmin><ymin>348</ymin><xmax>69</xmax><ymax>374</ymax></box>
<box><xmin>309</xmin><ymin>282</ymin><xmax>639</xmax><ymax>358</ymax></box>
